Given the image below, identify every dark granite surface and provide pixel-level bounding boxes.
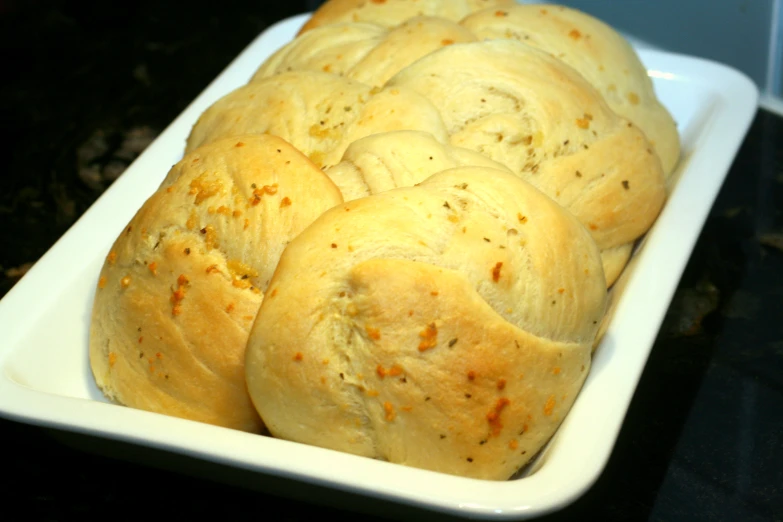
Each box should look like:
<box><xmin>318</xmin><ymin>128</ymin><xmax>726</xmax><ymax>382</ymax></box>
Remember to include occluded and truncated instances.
<box><xmin>1</xmin><ymin>1</ymin><xmax>782</xmax><ymax>520</ymax></box>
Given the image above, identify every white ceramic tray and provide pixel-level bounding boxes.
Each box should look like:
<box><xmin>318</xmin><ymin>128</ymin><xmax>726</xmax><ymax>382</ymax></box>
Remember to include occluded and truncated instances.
<box><xmin>0</xmin><ymin>12</ymin><xmax>758</xmax><ymax>520</ymax></box>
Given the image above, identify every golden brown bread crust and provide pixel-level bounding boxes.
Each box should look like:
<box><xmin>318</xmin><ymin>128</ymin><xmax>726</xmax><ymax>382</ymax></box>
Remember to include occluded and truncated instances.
<box><xmin>90</xmin><ymin>134</ymin><xmax>343</xmax><ymax>432</ymax></box>
<box><xmin>299</xmin><ymin>0</ymin><xmax>515</xmax><ymax>33</ymax></box>
<box><xmin>349</xmin><ymin>16</ymin><xmax>477</xmax><ymax>85</ymax></box>
<box><xmin>187</xmin><ymin>71</ymin><xmax>448</xmax><ymax>169</ymax></box>
<box><xmin>245</xmin><ymin>167</ymin><xmax>607</xmax><ymax>479</ymax></box>
<box><xmin>461</xmin><ymin>4</ymin><xmax>680</xmax><ymax>177</ymax></box>
<box><xmin>253</xmin><ymin>22</ymin><xmax>385</xmax><ymax>80</ymax></box>
<box><xmin>255</xmin><ymin>17</ymin><xmax>477</xmax><ymax>87</ymax></box>
<box><xmin>325</xmin><ymin>130</ymin><xmax>510</xmax><ymax>200</ymax></box>
<box><xmin>327</xmin><ymin>130</ymin><xmax>637</xmax><ymax>285</ymax></box>
<box><xmin>386</xmin><ymin>39</ymin><xmax>666</xmax><ymax>285</ymax></box>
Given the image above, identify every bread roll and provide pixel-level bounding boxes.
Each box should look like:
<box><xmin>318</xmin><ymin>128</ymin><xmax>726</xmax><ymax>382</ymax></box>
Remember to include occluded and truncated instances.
<box><xmin>461</xmin><ymin>4</ymin><xmax>680</xmax><ymax>176</ymax></box>
<box><xmin>254</xmin><ymin>17</ymin><xmax>477</xmax><ymax>87</ymax></box>
<box><xmin>387</xmin><ymin>39</ymin><xmax>666</xmax><ymax>285</ymax></box>
<box><xmin>325</xmin><ymin>129</ymin><xmax>510</xmax><ymax>201</ymax></box>
<box><xmin>90</xmin><ymin>134</ymin><xmax>343</xmax><ymax>432</ymax></box>
<box><xmin>299</xmin><ymin>0</ymin><xmax>516</xmax><ymax>33</ymax></box>
<box><xmin>245</xmin><ymin>166</ymin><xmax>607</xmax><ymax>480</ymax></box>
<box><xmin>187</xmin><ymin>71</ymin><xmax>448</xmax><ymax>169</ymax></box>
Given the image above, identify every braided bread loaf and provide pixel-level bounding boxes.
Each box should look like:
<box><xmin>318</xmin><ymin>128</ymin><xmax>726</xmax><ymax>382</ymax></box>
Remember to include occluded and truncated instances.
<box><xmin>89</xmin><ymin>1</ymin><xmax>677</xmax><ymax>481</ymax></box>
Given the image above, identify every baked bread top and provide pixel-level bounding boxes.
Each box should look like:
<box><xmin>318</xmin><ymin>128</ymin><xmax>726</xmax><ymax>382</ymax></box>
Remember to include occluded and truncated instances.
<box><xmin>187</xmin><ymin>71</ymin><xmax>448</xmax><ymax>169</ymax></box>
<box><xmin>349</xmin><ymin>16</ymin><xmax>477</xmax><ymax>85</ymax></box>
<box><xmin>387</xmin><ymin>39</ymin><xmax>666</xmax><ymax>285</ymax></box>
<box><xmin>299</xmin><ymin>0</ymin><xmax>515</xmax><ymax>33</ymax></box>
<box><xmin>245</xmin><ymin>166</ymin><xmax>607</xmax><ymax>479</ymax></box>
<box><xmin>253</xmin><ymin>22</ymin><xmax>385</xmax><ymax>80</ymax></box>
<box><xmin>254</xmin><ymin>17</ymin><xmax>477</xmax><ymax>87</ymax></box>
<box><xmin>325</xmin><ymin>129</ymin><xmax>510</xmax><ymax>201</ymax></box>
<box><xmin>90</xmin><ymin>134</ymin><xmax>343</xmax><ymax>432</ymax></box>
<box><xmin>461</xmin><ymin>4</ymin><xmax>680</xmax><ymax>176</ymax></box>
<box><xmin>324</xmin><ymin>130</ymin><xmax>637</xmax><ymax>285</ymax></box>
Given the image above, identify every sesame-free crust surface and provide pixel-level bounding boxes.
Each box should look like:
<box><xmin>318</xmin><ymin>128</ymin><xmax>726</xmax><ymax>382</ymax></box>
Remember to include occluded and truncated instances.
<box><xmin>245</xmin><ymin>166</ymin><xmax>607</xmax><ymax>479</ymax></box>
<box><xmin>387</xmin><ymin>39</ymin><xmax>666</xmax><ymax>285</ymax></box>
<box><xmin>90</xmin><ymin>134</ymin><xmax>343</xmax><ymax>432</ymax></box>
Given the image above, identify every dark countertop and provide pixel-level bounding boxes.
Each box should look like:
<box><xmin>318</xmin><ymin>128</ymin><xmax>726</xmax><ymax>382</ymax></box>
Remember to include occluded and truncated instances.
<box><xmin>1</xmin><ymin>2</ymin><xmax>781</xmax><ymax>520</ymax></box>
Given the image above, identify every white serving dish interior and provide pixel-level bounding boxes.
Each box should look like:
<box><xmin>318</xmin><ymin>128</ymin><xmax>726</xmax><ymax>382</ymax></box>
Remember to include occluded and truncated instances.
<box><xmin>0</xmin><ymin>12</ymin><xmax>758</xmax><ymax>521</ymax></box>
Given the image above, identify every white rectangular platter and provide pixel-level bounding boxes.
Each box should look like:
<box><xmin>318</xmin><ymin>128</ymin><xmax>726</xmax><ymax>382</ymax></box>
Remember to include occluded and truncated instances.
<box><xmin>0</xmin><ymin>12</ymin><xmax>758</xmax><ymax>520</ymax></box>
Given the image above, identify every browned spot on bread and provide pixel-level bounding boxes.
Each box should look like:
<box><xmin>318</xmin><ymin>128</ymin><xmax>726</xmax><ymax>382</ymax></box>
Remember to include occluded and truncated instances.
<box><xmin>544</xmin><ymin>395</ymin><xmax>556</xmax><ymax>416</ymax></box>
<box><xmin>418</xmin><ymin>322</ymin><xmax>438</xmax><ymax>351</ymax></box>
<box><xmin>487</xmin><ymin>398</ymin><xmax>511</xmax><ymax>436</ymax></box>
<box><xmin>492</xmin><ymin>262</ymin><xmax>503</xmax><ymax>282</ymax></box>
<box><xmin>384</xmin><ymin>401</ymin><xmax>395</xmax><ymax>421</ymax></box>
<box><xmin>366</xmin><ymin>325</ymin><xmax>381</xmax><ymax>340</ymax></box>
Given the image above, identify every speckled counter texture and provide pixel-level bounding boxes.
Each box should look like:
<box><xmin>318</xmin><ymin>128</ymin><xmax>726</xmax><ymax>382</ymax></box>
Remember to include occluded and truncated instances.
<box><xmin>1</xmin><ymin>2</ymin><xmax>781</xmax><ymax>521</ymax></box>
